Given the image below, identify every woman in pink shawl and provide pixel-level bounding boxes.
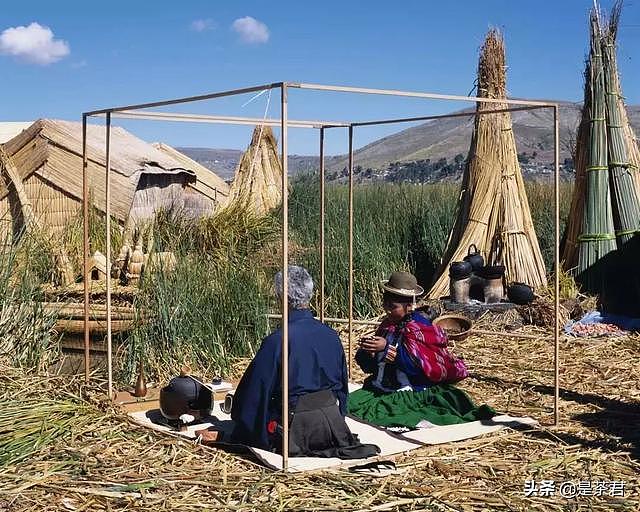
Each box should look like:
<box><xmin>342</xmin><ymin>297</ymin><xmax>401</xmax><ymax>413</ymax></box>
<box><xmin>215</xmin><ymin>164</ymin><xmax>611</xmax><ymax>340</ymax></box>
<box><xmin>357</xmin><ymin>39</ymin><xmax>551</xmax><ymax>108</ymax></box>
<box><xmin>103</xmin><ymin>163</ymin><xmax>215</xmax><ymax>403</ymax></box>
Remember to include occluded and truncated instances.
<box><xmin>350</xmin><ymin>271</ymin><xmax>493</xmax><ymax>429</ymax></box>
<box><xmin>356</xmin><ymin>271</ymin><xmax>468</xmax><ymax>392</ymax></box>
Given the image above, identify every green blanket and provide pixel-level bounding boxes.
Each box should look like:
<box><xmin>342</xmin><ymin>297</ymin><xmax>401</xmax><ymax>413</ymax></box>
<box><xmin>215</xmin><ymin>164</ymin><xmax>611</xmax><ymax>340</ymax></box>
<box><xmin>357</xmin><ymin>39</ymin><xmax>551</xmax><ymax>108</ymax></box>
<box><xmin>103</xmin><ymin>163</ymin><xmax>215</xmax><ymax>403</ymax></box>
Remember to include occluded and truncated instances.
<box><xmin>348</xmin><ymin>384</ymin><xmax>495</xmax><ymax>428</ymax></box>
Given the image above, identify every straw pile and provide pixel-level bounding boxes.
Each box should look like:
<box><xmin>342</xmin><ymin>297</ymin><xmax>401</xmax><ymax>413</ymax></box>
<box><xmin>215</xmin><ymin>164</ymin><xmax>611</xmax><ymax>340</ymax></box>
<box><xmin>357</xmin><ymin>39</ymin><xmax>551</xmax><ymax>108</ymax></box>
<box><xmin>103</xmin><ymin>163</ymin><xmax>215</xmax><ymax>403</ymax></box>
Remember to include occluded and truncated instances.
<box><xmin>428</xmin><ymin>30</ymin><xmax>547</xmax><ymax>298</ymax></box>
<box><xmin>2</xmin><ymin>324</ymin><xmax>639</xmax><ymax>511</ymax></box>
<box><xmin>227</xmin><ymin>125</ymin><xmax>283</xmax><ymax>216</ymax></box>
<box><xmin>563</xmin><ymin>3</ymin><xmax>640</xmax><ymax>297</ymax></box>
<box><xmin>517</xmin><ymin>297</ymin><xmax>570</xmax><ymax>329</ymax></box>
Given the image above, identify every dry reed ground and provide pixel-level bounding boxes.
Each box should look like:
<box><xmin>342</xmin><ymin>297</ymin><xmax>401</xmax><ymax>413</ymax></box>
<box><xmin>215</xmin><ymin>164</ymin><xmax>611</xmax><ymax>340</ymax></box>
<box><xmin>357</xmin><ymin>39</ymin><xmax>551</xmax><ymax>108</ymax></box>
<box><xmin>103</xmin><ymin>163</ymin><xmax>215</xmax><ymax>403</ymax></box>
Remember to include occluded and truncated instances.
<box><xmin>1</xmin><ymin>326</ymin><xmax>638</xmax><ymax>511</ymax></box>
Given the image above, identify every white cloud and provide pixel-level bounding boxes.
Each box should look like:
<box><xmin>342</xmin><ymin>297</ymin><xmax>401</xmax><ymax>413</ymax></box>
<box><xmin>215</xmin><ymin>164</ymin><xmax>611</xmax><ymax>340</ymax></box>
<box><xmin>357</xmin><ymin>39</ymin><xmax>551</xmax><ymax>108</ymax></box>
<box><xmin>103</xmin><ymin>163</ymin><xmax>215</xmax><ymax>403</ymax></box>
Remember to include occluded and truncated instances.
<box><xmin>0</xmin><ymin>22</ymin><xmax>69</xmax><ymax>65</ymax></box>
<box><xmin>231</xmin><ymin>16</ymin><xmax>269</xmax><ymax>44</ymax></box>
<box><xmin>190</xmin><ymin>18</ymin><xmax>215</xmax><ymax>32</ymax></box>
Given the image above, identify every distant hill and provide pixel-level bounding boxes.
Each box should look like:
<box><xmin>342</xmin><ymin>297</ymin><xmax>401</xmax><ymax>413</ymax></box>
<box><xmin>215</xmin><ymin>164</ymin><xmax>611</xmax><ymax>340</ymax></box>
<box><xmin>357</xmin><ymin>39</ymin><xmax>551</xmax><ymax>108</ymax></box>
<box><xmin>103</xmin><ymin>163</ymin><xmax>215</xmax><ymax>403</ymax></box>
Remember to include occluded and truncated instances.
<box><xmin>176</xmin><ymin>147</ymin><xmax>320</xmax><ymax>182</ymax></box>
<box><xmin>180</xmin><ymin>101</ymin><xmax>640</xmax><ymax>182</ymax></box>
<box><xmin>176</xmin><ymin>147</ymin><xmax>241</xmax><ymax>182</ymax></box>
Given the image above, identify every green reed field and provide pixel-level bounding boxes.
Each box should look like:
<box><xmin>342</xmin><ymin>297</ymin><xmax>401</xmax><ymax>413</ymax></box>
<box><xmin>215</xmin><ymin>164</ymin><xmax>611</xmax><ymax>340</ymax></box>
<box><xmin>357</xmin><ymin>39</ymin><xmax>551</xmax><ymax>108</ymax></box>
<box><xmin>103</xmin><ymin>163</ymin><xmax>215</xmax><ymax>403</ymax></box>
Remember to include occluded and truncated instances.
<box><xmin>0</xmin><ymin>179</ymin><xmax>573</xmax><ymax>382</ymax></box>
<box><xmin>288</xmin><ymin>177</ymin><xmax>573</xmax><ymax>319</ymax></box>
<box><xmin>125</xmin><ymin>178</ymin><xmax>571</xmax><ymax>381</ymax></box>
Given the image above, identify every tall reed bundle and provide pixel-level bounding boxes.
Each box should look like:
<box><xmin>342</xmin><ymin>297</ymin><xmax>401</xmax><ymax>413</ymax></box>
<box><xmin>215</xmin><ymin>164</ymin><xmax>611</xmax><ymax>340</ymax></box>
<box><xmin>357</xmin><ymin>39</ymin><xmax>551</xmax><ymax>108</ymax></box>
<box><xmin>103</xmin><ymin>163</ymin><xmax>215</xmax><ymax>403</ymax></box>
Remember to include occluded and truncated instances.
<box><xmin>605</xmin><ymin>4</ymin><xmax>640</xmax><ymax>197</ymax></box>
<box><xmin>428</xmin><ymin>30</ymin><xmax>547</xmax><ymax>298</ymax></box>
<box><xmin>562</xmin><ymin>5</ymin><xmax>640</xmax><ymax>298</ymax></box>
<box><xmin>576</xmin><ymin>12</ymin><xmax>617</xmax><ymax>292</ymax></box>
<box><xmin>561</xmin><ymin>69</ymin><xmax>591</xmax><ymax>270</ymax></box>
<box><xmin>228</xmin><ymin>125</ymin><xmax>282</xmax><ymax>216</ymax></box>
<box><xmin>623</xmin><ymin>108</ymin><xmax>640</xmax><ymax>194</ymax></box>
<box><xmin>603</xmin><ymin>3</ymin><xmax>640</xmax><ymax>247</ymax></box>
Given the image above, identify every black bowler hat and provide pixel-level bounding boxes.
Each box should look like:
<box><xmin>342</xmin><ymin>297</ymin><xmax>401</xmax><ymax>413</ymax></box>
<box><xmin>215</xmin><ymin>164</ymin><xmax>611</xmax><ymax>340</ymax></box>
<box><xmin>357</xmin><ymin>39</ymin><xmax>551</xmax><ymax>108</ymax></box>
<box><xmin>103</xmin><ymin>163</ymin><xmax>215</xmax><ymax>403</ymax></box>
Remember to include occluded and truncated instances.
<box><xmin>380</xmin><ymin>271</ymin><xmax>424</xmax><ymax>297</ymax></box>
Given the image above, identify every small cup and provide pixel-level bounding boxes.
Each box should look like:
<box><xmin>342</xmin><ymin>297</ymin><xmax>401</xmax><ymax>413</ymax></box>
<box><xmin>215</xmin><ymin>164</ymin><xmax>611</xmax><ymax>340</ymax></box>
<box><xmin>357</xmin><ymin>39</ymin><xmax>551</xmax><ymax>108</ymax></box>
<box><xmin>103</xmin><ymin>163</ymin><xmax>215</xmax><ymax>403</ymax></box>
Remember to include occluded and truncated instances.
<box><xmin>220</xmin><ymin>391</ymin><xmax>234</xmax><ymax>414</ymax></box>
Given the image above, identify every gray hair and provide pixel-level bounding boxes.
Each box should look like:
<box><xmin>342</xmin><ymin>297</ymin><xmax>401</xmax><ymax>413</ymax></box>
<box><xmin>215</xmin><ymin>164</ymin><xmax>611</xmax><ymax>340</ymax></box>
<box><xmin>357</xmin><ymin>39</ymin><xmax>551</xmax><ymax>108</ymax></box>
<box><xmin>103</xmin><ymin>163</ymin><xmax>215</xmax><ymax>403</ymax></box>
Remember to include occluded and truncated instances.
<box><xmin>274</xmin><ymin>265</ymin><xmax>314</xmax><ymax>309</ymax></box>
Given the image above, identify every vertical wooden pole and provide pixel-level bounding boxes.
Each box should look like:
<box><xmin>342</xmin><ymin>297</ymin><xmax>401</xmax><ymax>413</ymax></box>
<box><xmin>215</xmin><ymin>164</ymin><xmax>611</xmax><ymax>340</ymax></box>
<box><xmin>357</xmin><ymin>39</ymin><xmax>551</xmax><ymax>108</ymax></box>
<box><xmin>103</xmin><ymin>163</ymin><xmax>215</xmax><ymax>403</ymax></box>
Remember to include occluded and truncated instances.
<box><xmin>105</xmin><ymin>112</ymin><xmax>113</xmax><ymax>399</ymax></box>
<box><xmin>553</xmin><ymin>105</ymin><xmax>561</xmax><ymax>426</ymax></box>
<box><xmin>82</xmin><ymin>115</ymin><xmax>90</xmax><ymax>384</ymax></box>
<box><xmin>348</xmin><ymin>125</ymin><xmax>354</xmax><ymax>378</ymax></box>
<box><xmin>319</xmin><ymin>127</ymin><xmax>326</xmax><ymax>322</ymax></box>
<box><xmin>281</xmin><ymin>84</ymin><xmax>289</xmax><ymax>471</ymax></box>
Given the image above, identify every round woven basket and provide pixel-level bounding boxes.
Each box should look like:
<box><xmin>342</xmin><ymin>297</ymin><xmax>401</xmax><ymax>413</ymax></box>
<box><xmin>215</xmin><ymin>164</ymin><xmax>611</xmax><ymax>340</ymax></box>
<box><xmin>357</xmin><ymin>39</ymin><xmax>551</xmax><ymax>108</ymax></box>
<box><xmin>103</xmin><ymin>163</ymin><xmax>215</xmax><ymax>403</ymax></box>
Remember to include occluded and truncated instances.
<box><xmin>433</xmin><ymin>314</ymin><xmax>473</xmax><ymax>341</ymax></box>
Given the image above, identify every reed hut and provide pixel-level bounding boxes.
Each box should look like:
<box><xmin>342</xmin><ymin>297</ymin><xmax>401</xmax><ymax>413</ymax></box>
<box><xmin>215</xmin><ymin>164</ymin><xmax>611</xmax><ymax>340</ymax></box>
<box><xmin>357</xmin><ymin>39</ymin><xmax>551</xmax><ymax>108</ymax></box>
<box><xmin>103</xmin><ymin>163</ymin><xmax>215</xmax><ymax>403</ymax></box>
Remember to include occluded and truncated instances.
<box><xmin>228</xmin><ymin>125</ymin><xmax>282</xmax><ymax>215</ymax></box>
<box><xmin>428</xmin><ymin>30</ymin><xmax>547</xmax><ymax>299</ymax></box>
<box><xmin>0</xmin><ymin>119</ymin><xmax>229</xmax><ymax>242</ymax></box>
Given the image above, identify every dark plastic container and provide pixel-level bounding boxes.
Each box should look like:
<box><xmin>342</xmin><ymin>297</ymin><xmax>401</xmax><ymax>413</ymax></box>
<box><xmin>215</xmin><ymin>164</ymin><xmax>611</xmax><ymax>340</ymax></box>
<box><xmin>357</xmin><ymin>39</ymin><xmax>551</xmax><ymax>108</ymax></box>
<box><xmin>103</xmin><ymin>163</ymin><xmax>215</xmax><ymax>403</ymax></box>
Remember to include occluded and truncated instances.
<box><xmin>477</xmin><ymin>265</ymin><xmax>506</xmax><ymax>280</ymax></box>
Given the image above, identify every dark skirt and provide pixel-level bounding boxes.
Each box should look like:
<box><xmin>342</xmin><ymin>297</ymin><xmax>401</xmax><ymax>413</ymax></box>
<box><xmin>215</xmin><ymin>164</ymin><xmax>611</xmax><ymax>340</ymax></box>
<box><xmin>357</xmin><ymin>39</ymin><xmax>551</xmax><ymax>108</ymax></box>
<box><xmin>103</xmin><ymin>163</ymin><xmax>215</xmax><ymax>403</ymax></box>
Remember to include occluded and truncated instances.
<box><xmin>278</xmin><ymin>390</ymin><xmax>379</xmax><ymax>459</ymax></box>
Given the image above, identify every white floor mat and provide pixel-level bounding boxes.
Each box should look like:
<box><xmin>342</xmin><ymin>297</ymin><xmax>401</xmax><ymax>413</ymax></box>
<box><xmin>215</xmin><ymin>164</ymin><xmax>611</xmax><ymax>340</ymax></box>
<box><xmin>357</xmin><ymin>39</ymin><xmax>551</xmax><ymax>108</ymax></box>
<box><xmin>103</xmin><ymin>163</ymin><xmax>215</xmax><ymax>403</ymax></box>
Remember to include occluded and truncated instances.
<box><xmin>128</xmin><ymin>398</ymin><xmax>537</xmax><ymax>473</ymax></box>
<box><xmin>398</xmin><ymin>414</ymin><xmax>538</xmax><ymax>444</ymax></box>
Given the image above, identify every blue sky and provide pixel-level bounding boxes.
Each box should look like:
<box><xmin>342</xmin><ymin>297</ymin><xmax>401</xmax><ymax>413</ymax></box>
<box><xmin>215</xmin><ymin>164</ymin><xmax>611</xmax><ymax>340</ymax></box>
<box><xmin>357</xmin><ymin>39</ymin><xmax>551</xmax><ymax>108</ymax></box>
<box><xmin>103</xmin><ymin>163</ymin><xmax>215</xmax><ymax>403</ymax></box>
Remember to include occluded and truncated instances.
<box><xmin>1</xmin><ymin>0</ymin><xmax>639</xmax><ymax>154</ymax></box>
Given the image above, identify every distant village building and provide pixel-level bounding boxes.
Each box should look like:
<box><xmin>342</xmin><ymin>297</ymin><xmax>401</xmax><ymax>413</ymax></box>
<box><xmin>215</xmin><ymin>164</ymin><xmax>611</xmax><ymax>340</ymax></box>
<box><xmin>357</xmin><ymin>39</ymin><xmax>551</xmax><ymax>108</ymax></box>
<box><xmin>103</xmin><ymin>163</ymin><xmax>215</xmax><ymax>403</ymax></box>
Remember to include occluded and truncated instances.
<box><xmin>0</xmin><ymin>119</ymin><xmax>229</xmax><ymax>241</ymax></box>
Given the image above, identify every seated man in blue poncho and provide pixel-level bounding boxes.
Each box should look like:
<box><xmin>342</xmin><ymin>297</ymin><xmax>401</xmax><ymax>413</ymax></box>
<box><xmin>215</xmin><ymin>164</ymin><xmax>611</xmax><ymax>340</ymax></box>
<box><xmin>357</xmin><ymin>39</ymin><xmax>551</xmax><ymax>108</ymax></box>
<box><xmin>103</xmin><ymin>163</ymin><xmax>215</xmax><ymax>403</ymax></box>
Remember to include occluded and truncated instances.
<box><xmin>229</xmin><ymin>266</ymin><xmax>378</xmax><ymax>459</ymax></box>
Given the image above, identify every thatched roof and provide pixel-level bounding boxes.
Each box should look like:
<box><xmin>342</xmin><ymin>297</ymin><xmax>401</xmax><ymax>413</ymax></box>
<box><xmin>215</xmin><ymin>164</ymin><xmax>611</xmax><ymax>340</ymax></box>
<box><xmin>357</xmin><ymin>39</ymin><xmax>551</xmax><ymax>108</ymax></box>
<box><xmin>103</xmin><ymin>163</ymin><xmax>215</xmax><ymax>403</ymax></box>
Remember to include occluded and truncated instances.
<box><xmin>153</xmin><ymin>142</ymin><xmax>229</xmax><ymax>204</ymax></box>
<box><xmin>228</xmin><ymin>125</ymin><xmax>282</xmax><ymax>215</ymax></box>
<box><xmin>0</xmin><ymin>119</ymin><xmax>229</xmax><ymax>222</ymax></box>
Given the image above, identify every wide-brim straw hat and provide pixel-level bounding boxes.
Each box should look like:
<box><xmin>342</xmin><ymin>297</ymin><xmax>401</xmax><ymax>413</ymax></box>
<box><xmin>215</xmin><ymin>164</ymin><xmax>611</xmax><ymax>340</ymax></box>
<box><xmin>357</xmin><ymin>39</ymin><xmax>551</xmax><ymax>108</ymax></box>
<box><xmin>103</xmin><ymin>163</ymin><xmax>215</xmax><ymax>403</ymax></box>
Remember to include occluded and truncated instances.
<box><xmin>380</xmin><ymin>271</ymin><xmax>424</xmax><ymax>297</ymax></box>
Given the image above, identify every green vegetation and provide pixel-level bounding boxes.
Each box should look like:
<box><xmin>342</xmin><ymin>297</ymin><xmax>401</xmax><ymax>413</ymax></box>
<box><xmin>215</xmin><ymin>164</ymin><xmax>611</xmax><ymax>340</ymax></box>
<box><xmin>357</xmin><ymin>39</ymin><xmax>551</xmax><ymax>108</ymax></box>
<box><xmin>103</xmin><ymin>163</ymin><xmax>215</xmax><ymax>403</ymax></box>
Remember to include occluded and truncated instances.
<box><xmin>0</xmin><ymin>394</ymin><xmax>95</xmax><ymax>468</ymax></box>
<box><xmin>62</xmin><ymin>202</ymin><xmax>123</xmax><ymax>276</ymax></box>
<box><xmin>525</xmin><ymin>181</ymin><xmax>573</xmax><ymax>271</ymax></box>
<box><xmin>288</xmin><ymin>177</ymin><xmax>572</xmax><ymax>319</ymax></box>
<box><xmin>0</xmin><ymin>179</ymin><xmax>573</xmax><ymax>383</ymax></box>
<box><xmin>121</xmin><ymin>200</ymin><xmax>280</xmax><ymax>380</ymax></box>
<box><xmin>0</xmin><ymin>229</ymin><xmax>59</xmax><ymax>371</ymax></box>
<box><xmin>287</xmin><ymin>177</ymin><xmax>459</xmax><ymax>318</ymax></box>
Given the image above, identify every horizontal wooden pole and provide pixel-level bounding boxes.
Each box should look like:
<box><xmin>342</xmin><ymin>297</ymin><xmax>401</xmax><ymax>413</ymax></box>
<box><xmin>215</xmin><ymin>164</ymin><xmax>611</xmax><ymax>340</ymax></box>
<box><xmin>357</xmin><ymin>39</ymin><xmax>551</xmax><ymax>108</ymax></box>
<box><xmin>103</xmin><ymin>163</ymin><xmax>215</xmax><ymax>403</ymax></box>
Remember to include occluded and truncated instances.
<box><xmin>103</xmin><ymin>110</ymin><xmax>349</xmax><ymax>129</ymax></box>
<box><xmin>289</xmin><ymin>82</ymin><xmax>557</xmax><ymax>107</ymax></box>
<box><xmin>266</xmin><ymin>313</ymin><xmax>379</xmax><ymax>326</ymax></box>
